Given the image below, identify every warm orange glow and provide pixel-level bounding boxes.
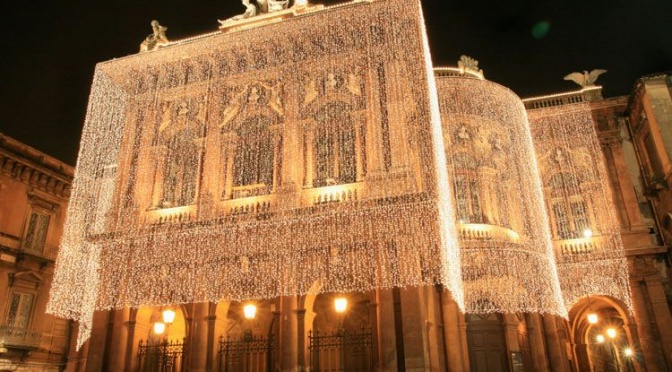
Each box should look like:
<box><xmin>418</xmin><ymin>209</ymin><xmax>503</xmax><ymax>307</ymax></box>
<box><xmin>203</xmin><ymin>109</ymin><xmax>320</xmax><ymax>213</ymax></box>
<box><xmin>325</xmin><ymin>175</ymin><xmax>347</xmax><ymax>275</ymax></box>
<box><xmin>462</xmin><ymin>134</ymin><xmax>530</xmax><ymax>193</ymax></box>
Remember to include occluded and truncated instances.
<box><xmin>334</xmin><ymin>297</ymin><xmax>348</xmax><ymax>313</ymax></box>
<box><xmin>243</xmin><ymin>304</ymin><xmax>257</xmax><ymax>320</ymax></box>
<box><xmin>153</xmin><ymin>322</ymin><xmax>166</xmax><ymax>335</ymax></box>
<box><xmin>162</xmin><ymin>309</ymin><xmax>176</xmax><ymax>324</ymax></box>
<box><xmin>596</xmin><ymin>334</ymin><xmax>605</xmax><ymax>343</ymax></box>
<box><xmin>606</xmin><ymin>328</ymin><xmax>617</xmax><ymax>339</ymax></box>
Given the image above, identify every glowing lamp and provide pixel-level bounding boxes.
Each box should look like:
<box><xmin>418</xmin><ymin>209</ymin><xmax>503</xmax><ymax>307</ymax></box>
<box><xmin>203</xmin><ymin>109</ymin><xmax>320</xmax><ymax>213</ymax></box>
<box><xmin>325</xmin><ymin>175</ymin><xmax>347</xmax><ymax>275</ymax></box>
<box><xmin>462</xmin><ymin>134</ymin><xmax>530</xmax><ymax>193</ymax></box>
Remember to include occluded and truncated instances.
<box><xmin>243</xmin><ymin>304</ymin><xmax>257</xmax><ymax>320</ymax></box>
<box><xmin>624</xmin><ymin>348</ymin><xmax>633</xmax><ymax>357</ymax></box>
<box><xmin>606</xmin><ymin>328</ymin><xmax>617</xmax><ymax>339</ymax></box>
<box><xmin>583</xmin><ymin>229</ymin><xmax>593</xmax><ymax>238</ymax></box>
<box><xmin>587</xmin><ymin>313</ymin><xmax>598</xmax><ymax>324</ymax></box>
<box><xmin>153</xmin><ymin>322</ymin><xmax>166</xmax><ymax>335</ymax></box>
<box><xmin>162</xmin><ymin>309</ymin><xmax>176</xmax><ymax>324</ymax></box>
<box><xmin>596</xmin><ymin>334</ymin><xmax>605</xmax><ymax>343</ymax></box>
<box><xmin>334</xmin><ymin>297</ymin><xmax>348</xmax><ymax>313</ymax></box>
<box><xmin>295</xmin><ymin>0</ymin><xmax>308</xmax><ymax>7</ymax></box>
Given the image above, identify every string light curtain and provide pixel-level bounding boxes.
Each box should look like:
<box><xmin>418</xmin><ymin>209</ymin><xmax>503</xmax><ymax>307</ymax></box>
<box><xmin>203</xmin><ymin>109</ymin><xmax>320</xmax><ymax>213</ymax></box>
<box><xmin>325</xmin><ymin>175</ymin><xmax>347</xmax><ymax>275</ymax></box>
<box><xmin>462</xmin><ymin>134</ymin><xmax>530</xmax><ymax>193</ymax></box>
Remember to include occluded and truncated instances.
<box><xmin>48</xmin><ymin>0</ymin><xmax>463</xmax><ymax>348</ymax></box>
<box><xmin>435</xmin><ymin>75</ymin><xmax>567</xmax><ymax>316</ymax></box>
<box><xmin>528</xmin><ymin>103</ymin><xmax>632</xmax><ymax>311</ymax></box>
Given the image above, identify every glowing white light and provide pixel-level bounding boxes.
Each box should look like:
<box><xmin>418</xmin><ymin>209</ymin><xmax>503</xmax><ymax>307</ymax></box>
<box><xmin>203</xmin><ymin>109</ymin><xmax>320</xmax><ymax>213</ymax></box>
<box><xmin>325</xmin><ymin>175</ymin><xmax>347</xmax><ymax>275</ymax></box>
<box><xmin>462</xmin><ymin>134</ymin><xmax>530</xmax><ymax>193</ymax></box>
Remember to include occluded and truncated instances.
<box><xmin>583</xmin><ymin>229</ymin><xmax>593</xmax><ymax>238</ymax></box>
<box><xmin>162</xmin><ymin>309</ymin><xmax>176</xmax><ymax>324</ymax></box>
<box><xmin>334</xmin><ymin>297</ymin><xmax>348</xmax><ymax>313</ymax></box>
<box><xmin>243</xmin><ymin>304</ymin><xmax>257</xmax><ymax>320</ymax></box>
<box><xmin>624</xmin><ymin>348</ymin><xmax>633</xmax><ymax>357</ymax></box>
<box><xmin>587</xmin><ymin>313</ymin><xmax>598</xmax><ymax>324</ymax></box>
<box><xmin>154</xmin><ymin>322</ymin><xmax>166</xmax><ymax>335</ymax></box>
<box><xmin>607</xmin><ymin>328</ymin><xmax>617</xmax><ymax>339</ymax></box>
<box><xmin>596</xmin><ymin>334</ymin><xmax>605</xmax><ymax>343</ymax></box>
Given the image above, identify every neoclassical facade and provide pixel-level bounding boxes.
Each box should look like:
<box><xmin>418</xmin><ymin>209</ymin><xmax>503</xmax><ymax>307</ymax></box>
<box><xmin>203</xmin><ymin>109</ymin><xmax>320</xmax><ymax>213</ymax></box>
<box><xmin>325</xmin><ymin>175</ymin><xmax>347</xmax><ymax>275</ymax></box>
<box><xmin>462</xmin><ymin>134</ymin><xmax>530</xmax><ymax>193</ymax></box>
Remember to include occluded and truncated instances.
<box><xmin>0</xmin><ymin>134</ymin><xmax>74</xmax><ymax>370</ymax></box>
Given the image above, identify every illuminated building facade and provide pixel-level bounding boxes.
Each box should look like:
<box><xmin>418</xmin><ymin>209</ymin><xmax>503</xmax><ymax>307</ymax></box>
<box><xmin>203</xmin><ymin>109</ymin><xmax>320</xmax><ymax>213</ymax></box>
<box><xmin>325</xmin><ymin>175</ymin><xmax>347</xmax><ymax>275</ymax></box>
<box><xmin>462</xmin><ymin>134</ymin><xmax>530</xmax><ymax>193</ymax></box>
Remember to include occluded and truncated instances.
<box><xmin>5</xmin><ymin>1</ymin><xmax>669</xmax><ymax>371</ymax></box>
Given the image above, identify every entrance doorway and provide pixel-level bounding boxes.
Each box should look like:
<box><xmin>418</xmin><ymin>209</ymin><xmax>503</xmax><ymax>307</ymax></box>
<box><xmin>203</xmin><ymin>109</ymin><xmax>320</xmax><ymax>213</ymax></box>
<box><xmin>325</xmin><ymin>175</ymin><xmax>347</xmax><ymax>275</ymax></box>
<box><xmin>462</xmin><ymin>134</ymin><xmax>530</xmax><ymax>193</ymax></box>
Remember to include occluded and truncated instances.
<box><xmin>467</xmin><ymin>313</ymin><xmax>509</xmax><ymax>372</ymax></box>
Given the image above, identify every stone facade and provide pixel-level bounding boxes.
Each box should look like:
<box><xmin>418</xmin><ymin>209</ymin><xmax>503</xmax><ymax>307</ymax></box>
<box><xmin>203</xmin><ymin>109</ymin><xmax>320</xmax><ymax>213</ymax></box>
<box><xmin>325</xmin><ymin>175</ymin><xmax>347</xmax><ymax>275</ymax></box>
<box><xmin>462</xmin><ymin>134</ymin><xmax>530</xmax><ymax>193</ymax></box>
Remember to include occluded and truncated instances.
<box><xmin>0</xmin><ymin>133</ymin><xmax>74</xmax><ymax>370</ymax></box>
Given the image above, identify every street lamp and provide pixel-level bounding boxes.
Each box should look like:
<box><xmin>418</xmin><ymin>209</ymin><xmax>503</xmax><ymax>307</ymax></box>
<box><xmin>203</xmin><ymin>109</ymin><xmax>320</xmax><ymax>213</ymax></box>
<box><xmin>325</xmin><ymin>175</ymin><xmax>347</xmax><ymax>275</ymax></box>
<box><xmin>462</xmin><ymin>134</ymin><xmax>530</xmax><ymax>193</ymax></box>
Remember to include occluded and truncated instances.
<box><xmin>587</xmin><ymin>313</ymin><xmax>599</xmax><ymax>324</ymax></box>
<box><xmin>154</xmin><ymin>322</ymin><xmax>166</xmax><ymax>335</ymax></box>
<box><xmin>244</xmin><ymin>304</ymin><xmax>257</xmax><ymax>320</ymax></box>
<box><xmin>334</xmin><ymin>297</ymin><xmax>348</xmax><ymax>314</ymax></box>
<box><xmin>162</xmin><ymin>309</ymin><xmax>176</xmax><ymax>324</ymax></box>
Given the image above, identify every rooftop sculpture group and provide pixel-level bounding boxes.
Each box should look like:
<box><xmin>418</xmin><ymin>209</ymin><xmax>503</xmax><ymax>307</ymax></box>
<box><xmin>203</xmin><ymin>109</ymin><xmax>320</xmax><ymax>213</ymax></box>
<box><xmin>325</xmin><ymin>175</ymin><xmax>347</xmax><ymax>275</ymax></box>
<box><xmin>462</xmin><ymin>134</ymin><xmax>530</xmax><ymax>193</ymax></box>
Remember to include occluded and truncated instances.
<box><xmin>140</xmin><ymin>0</ymin><xmax>309</xmax><ymax>52</ymax></box>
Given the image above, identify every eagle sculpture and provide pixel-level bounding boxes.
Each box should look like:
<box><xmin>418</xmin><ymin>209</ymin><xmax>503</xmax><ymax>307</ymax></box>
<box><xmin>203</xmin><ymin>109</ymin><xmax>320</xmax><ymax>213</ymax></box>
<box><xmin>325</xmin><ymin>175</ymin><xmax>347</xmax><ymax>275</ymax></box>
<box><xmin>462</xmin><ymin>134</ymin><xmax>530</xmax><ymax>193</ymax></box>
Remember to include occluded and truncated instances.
<box><xmin>563</xmin><ymin>69</ymin><xmax>607</xmax><ymax>88</ymax></box>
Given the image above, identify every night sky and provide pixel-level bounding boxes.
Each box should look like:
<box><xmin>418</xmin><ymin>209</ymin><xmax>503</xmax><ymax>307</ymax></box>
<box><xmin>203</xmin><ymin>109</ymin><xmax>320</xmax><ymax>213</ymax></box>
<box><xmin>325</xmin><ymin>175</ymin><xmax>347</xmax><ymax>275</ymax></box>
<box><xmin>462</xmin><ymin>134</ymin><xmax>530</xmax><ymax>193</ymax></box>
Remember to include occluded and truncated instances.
<box><xmin>1</xmin><ymin>0</ymin><xmax>671</xmax><ymax>166</ymax></box>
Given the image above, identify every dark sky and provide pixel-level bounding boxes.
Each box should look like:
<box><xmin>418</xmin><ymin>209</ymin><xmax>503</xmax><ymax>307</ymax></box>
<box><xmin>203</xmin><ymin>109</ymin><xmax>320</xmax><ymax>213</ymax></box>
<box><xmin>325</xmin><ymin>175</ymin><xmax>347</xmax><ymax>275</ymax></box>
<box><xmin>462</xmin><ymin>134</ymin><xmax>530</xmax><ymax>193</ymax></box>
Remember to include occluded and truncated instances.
<box><xmin>1</xmin><ymin>0</ymin><xmax>671</xmax><ymax>166</ymax></box>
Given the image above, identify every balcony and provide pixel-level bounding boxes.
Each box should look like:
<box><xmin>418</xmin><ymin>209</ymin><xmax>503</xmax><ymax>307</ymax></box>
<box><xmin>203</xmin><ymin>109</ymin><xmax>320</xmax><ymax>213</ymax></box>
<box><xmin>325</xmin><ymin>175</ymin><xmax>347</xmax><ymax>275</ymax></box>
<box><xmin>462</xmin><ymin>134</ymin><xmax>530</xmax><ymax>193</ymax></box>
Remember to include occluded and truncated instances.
<box><xmin>458</xmin><ymin>223</ymin><xmax>520</xmax><ymax>242</ymax></box>
<box><xmin>0</xmin><ymin>326</ymin><xmax>42</xmax><ymax>349</ymax></box>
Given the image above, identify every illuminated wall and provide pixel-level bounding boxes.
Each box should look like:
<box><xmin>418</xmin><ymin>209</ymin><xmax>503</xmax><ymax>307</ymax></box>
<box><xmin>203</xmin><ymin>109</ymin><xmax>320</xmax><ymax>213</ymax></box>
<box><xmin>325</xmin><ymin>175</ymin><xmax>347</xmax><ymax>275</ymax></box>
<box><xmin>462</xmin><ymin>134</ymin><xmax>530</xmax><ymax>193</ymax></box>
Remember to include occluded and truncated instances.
<box><xmin>529</xmin><ymin>103</ymin><xmax>632</xmax><ymax>310</ymax></box>
<box><xmin>48</xmin><ymin>0</ymin><xmax>462</xmax><ymax>348</ymax></box>
<box><xmin>435</xmin><ymin>74</ymin><xmax>566</xmax><ymax>316</ymax></box>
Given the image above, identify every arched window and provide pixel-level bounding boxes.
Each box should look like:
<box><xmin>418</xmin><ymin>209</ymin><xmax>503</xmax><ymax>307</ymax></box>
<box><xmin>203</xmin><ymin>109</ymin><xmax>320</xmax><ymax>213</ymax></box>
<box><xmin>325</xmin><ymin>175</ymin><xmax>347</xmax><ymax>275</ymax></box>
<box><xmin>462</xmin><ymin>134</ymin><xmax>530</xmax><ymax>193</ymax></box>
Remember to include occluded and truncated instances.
<box><xmin>161</xmin><ymin>130</ymin><xmax>199</xmax><ymax>208</ymax></box>
<box><xmin>233</xmin><ymin>115</ymin><xmax>275</xmax><ymax>190</ymax></box>
<box><xmin>313</xmin><ymin>102</ymin><xmax>357</xmax><ymax>187</ymax></box>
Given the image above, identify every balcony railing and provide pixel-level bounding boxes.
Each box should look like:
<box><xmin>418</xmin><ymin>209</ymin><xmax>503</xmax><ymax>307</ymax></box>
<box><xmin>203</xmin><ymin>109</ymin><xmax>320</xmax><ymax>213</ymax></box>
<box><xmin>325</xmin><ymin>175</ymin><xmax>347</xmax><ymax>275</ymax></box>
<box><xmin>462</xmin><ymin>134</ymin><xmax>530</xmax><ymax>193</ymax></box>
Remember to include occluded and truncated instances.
<box><xmin>0</xmin><ymin>326</ymin><xmax>42</xmax><ymax>349</ymax></box>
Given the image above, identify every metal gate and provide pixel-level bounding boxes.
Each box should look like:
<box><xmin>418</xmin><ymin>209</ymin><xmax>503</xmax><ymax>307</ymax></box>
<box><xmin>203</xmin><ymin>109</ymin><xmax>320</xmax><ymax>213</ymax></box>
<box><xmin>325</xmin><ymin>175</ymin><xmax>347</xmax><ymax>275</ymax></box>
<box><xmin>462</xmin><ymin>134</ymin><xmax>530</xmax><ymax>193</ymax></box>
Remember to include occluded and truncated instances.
<box><xmin>218</xmin><ymin>334</ymin><xmax>275</xmax><ymax>372</ymax></box>
<box><xmin>309</xmin><ymin>329</ymin><xmax>373</xmax><ymax>372</ymax></box>
<box><xmin>137</xmin><ymin>339</ymin><xmax>186</xmax><ymax>372</ymax></box>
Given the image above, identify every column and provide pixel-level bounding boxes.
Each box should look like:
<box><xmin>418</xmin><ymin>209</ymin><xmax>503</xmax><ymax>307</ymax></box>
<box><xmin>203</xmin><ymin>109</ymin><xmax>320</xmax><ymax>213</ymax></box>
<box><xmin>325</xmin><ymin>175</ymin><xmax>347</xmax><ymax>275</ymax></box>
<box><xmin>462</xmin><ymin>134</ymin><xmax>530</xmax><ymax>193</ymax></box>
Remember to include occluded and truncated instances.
<box><xmin>106</xmin><ymin>308</ymin><xmax>130</xmax><ymax>372</ymax></box>
<box><xmin>644</xmin><ymin>278</ymin><xmax>672</xmax><ymax>369</ymax></box>
<box><xmin>280</xmin><ymin>296</ymin><xmax>298</xmax><ymax>371</ymax></box>
<box><xmin>542</xmin><ymin>314</ymin><xmax>570</xmax><ymax>372</ymax></box>
<box><xmin>187</xmin><ymin>302</ymin><xmax>211</xmax><ymax>371</ymax></box>
<box><xmin>84</xmin><ymin>310</ymin><xmax>111</xmax><ymax>371</ymax></box>
<box><xmin>527</xmin><ymin>313</ymin><xmax>550</xmax><ymax>372</ymax></box>
<box><xmin>296</xmin><ymin>309</ymin><xmax>307</xmax><ymax>371</ymax></box>
<box><xmin>376</xmin><ymin>288</ymin><xmax>399</xmax><ymax>371</ymax></box>
<box><xmin>440</xmin><ymin>291</ymin><xmax>464</xmax><ymax>372</ymax></box>
<box><xmin>631</xmin><ymin>279</ymin><xmax>668</xmax><ymax>371</ymax></box>
<box><xmin>368</xmin><ymin>302</ymin><xmax>381</xmax><ymax>371</ymax></box>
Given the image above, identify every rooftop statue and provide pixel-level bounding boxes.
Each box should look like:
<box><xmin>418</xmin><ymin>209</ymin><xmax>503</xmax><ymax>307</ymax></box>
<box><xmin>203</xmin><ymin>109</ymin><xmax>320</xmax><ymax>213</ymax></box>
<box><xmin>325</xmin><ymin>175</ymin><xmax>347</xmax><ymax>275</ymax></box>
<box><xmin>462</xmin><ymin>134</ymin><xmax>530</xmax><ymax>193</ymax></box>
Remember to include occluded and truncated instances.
<box><xmin>564</xmin><ymin>69</ymin><xmax>607</xmax><ymax>88</ymax></box>
<box><xmin>219</xmin><ymin>0</ymin><xmax>258</xmax><ymax>25</ymax></box>
<box><xmin>139</xmin><ymin>20</ymin><xmax>169</xmax><ymax>52</ymax></box>
<box><xmin>457</xmin><ymin>55</ymin><xmax>484</xmax><ymax>78</ymax></box>
<box><xmin>458</xmin><ymin>55</ymin><xmax>479</xmax><ymax>72</ymax></box>
<box><xmin>219</xmin><ymin>0</ymin><xmax>297</xmax><ymax>26</ymax></box>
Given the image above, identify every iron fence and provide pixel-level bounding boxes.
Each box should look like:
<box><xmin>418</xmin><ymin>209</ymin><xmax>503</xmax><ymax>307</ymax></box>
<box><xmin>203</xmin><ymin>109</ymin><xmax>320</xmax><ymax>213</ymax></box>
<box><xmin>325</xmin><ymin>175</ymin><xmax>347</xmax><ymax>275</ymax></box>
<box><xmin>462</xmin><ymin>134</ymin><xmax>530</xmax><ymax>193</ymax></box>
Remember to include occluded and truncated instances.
<box><xmin>137</xmin><ymin>338</ymin><xmax>186</xmax><ymax>372</ymax></box>
<box><xmin>218</xmin><ymin>334</ymin><xmax>275</xmax><ymax>372</ymax></box>
<box><xmin>309</xmin><ymin>328</ymin><xmax>373</xmax><ymax>372</ymax></box>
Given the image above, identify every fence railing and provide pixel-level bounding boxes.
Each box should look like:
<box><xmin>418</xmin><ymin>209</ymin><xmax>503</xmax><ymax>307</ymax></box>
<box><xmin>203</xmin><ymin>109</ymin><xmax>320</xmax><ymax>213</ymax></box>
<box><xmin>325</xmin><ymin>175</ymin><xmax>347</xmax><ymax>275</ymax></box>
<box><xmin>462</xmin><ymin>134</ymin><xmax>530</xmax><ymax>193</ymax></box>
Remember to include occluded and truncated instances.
<box><xmin>0</xmin><ymin>325</ymin><xmax>42</xmax><ymax>348</ymax></box>
<box><xmin>309</xmin><ymin>328</ymin><xmax>373</xmax><ymax>372</ymax></box>
<box><xmin>137</xmin><ymin>338</ymin><xmax>186</xmax><ymax>372</ymax></box>
<box><xmin>218</xmin><ymin>334</ymin><xmax>275</xmax><ymax>372</ymax></box>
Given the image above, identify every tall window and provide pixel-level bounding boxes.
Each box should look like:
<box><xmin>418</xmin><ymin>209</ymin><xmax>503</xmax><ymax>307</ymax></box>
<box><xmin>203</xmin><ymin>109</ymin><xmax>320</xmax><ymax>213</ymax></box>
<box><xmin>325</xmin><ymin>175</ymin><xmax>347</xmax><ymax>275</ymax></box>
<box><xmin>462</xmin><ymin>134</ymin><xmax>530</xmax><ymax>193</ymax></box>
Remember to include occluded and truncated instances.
<box><xmin>23</xmin><ymin>210</ymin><xmax>50</xmax><ymax>253</ymax></box>
<box><xmin>233</xmin><ymin>115</ymin><xmax>275</xmax><ymax>191</ymax></box>
<box><xmin>313</xmin><ymin>102</ymin><xmax>357</xmax><ymax>187</ymax></box>
<box><xmin>549</xmin><ymin>172</ymin><xmax>591</xmax><ymax>239</ymax></box>
<box><xmin>452</xmin><ymin>152</ymin><xmax>483</xmax><ymax>224</ymax></box>
<box><xmin>6</xmin><ymin>291</ymin><xmax>34</xmax><ymax>329</ymax></box>
<box><xmin>162</xmin><ymin>130</ymin><xmax>199</xmax><ymax>208</ymax></box>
